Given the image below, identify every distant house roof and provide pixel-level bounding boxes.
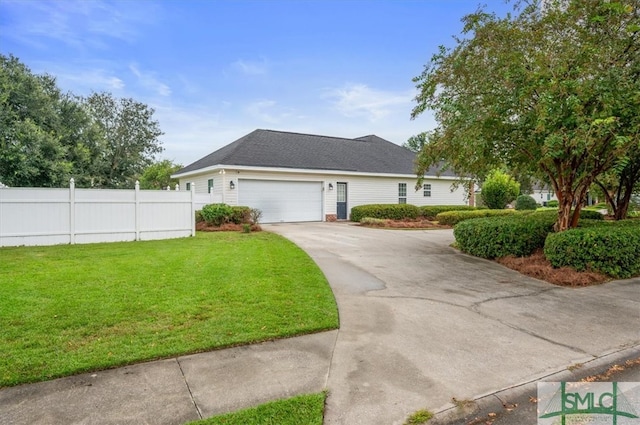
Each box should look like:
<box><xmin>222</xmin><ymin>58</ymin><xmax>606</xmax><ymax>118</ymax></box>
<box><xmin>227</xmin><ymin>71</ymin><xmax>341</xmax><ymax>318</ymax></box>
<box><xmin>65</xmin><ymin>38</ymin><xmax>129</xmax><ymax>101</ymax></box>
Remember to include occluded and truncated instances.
<box><xmin>174</xmin><ymin>129</ymin><xmax>455</xmax><ymax>177</ymax></box>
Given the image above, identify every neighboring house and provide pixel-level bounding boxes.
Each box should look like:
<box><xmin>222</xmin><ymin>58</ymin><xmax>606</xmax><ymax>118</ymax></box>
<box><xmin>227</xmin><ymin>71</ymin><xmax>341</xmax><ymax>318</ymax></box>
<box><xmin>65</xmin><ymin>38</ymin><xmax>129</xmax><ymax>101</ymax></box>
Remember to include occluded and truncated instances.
<box><xmin>531</xmin><ymin>182</ymin><xmax>558</xmax><ymax>205</ymax></box>
<box><xmin>172</xmin><ymin>129</ymin><xmax>468</xmax><ymax>223</ymax></box>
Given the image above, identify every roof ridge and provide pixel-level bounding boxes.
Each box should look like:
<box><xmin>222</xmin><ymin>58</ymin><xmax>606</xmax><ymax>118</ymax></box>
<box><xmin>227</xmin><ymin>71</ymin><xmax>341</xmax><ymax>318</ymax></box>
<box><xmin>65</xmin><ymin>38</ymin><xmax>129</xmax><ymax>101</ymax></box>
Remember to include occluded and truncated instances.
<box><xmin>258</xmin><ymin>129</ymin><xmax>366</xmax><ymax>142</ymax></box>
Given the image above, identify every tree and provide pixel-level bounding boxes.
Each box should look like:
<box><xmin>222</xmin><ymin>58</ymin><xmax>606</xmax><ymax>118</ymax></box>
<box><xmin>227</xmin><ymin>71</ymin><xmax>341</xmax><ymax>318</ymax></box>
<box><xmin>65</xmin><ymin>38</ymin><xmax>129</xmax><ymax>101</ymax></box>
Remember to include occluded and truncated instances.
<box><xmin>403</xmin><ymin>132</ymin><xmax>429</xmax><ymax>153</ymax></box>
<box><xmin>1</xmin><ymin>55</ymin><xmax>165</xmax><ymax>189</ymax></box>
<box><xmin>82</xmin><ymin>92</ymin><xmax>164</xmax><ymax>188</ymax></box>
<box><xmin>481</xmin><ymin>170</ymin><xmax>520</xmax><ymax>209</ymax></box>
<box><xmin>594</xmin><ymin>151</ymin><xmax>640</xmax><ymax>219</ymax></box>
<box><xmin>138</xmin><ymin>159</ymin><xmax>183</xmax><ymax>190</ymax></box>
<box><xmin>411</xmin><ymin>0</ymin><xmax>640</xmax><ymax>231</ymax></box>
<box><xmin>0</xmin><ymin>54</ymin><xmax>72</xmax><ymax>187</ymax></box>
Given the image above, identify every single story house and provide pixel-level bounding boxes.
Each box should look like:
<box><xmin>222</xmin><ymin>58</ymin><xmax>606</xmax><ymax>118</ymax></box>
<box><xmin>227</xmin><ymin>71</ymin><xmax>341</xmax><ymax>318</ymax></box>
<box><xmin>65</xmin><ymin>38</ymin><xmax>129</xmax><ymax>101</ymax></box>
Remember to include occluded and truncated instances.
<box><xmin>172</xmin><ymin>129</ymin><xmax>468</xmax><ymax>223</ymax></box>
<box><xmin>532</xmin><ymin>182</ymin><xmax>558</xmax><ymax>205</ymax></box>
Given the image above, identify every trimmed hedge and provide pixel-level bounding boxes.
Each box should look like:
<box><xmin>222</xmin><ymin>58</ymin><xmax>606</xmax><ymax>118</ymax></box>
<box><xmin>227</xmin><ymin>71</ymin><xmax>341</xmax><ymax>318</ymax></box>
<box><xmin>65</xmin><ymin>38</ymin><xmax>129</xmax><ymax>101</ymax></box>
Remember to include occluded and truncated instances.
<box><xmin>576</xmin><ymin>209</ymin><xmax>604</xmax><ymax>220</ymax></box>
<box><xmin>436</xmin><ymin>209</ymin><xmax>517</xmax><ymax>226</ymax></box>
<box><xmin>350</xmin><ymin>204</ymin><xmax>420</xmax><ymax>222</ymax></box>
<box><xmin>546</xmin><ymin>200</ymin><xmax>559</xmax><ymax>208</ymax></box>
<box><xmin>515</xmin><ymin>195</ymin><xmax>537</xmax><ymax>211</ymax></box>
<box><xmin>200</xmin><ymin>203</ymin><xmax>252</xmax><ymax>226</ymax></box>
<box><xmin>454</xmin><ymin>213</ymin><xmax>557</xmax><ymax>259</ymax></box>
<box><xmin>452</xmin><ymin>210</ymin><xmax>609</xmax><ymax>259</ymax></box>
<box><xmin>544</xmin><ymin>222</ymin><xmax>640</xmax><ymax>278</ymax></box>
<box><xmin>230</xmin><ymin>206</ymin><xmax>251</xmax><ymax>224</ymax></box>
<box><xmin>201</xmin><ymin>203</ymin><xmax>234</xmax><ymax>226</ymax></box>
<box><xmin>419</xmin><ymin>205</ymin><xmax>484</xmax><ymax>220</ymax></box>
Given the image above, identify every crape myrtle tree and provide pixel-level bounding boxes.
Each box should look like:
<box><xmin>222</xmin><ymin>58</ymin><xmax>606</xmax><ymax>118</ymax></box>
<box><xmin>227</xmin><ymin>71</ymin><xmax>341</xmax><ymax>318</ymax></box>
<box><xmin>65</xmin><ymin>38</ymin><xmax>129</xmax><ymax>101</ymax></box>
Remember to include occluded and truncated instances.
<box><xmin>411</xmin><ymin>0</ymin><xmax>640</xmax><ymax>231</ymax></box>
<box><xmin>593</xmin><ymin>150</ymin><xmax>640</xmax><ymax>219</ymax></box>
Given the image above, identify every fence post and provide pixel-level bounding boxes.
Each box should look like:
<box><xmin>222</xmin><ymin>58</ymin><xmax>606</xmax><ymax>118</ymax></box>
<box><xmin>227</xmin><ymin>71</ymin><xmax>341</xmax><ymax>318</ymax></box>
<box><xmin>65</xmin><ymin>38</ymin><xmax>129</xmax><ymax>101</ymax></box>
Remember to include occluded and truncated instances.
<box><xmin>191</xmin><ymin>182</ymin><xmax>196</xmax><ymax>237</ymax></box>
<box><xmin>69</xmin><ymin>178</ymin><xmax>76</xmax><ymax>244</ymax></box>
<box><xmin>175</xmin><ymin>183</ymin><xmax>179</xmax><ymax>191</ymax></box>
<box><xmin>135</xmin><ymin>180</ymin><xmax>140</xmax><ymax>241</ymax></box>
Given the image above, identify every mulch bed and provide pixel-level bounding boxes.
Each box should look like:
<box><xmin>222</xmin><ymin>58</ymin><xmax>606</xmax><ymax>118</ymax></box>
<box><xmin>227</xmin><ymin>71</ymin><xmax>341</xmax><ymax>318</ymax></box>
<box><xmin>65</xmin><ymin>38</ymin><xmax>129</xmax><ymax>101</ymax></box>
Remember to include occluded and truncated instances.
<box><xmin>196</xmin><ymin>222</ymin><xmax>262</xmax><ymax>232</ymax></box>
<box><xmin>496</xmin><ymin>249</ymin><xmax>609</xmax><ymax>287</ymax></box>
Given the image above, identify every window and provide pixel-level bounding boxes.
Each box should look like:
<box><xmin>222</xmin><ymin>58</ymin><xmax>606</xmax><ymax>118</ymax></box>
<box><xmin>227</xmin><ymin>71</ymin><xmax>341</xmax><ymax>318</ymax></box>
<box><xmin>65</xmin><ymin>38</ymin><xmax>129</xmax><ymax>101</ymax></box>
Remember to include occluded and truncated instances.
<box><xmin>208</xmin><ymin>179</ymin><xmax>214</xmax><ymax>193</ymax></box>
<box><xmin>186</xmin><ymin>182</ymin><xmax>191</xmax><ymax>191</ymax></box>
<box><xmin>423</xmin><ymin>183</ymin><xmax>432</xmax><ymax>197</ymax></box>
<box><xmin>398</xmin><ymin>183</ymin><xmax>407</xmax><ymax>204</ymax></box>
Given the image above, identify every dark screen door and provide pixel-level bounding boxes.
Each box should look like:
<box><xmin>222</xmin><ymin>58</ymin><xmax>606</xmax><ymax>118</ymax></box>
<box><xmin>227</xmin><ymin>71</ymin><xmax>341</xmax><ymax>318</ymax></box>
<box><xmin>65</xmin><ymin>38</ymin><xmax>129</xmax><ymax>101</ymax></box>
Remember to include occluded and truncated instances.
<box><xmin>337</xmin><ymin>182</ymin><xmax>347</xmax><ymax>219</ymax></box>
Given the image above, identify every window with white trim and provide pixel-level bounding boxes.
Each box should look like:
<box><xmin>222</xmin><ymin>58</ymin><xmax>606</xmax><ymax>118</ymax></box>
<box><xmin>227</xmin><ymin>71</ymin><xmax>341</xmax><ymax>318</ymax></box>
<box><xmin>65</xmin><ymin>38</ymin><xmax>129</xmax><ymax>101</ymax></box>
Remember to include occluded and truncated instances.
<box><xmin>186</xmin><ymin>182</ymin><xmax>191</xmax><ymax>191</ymax></box>
<box><xmin>423</xmin><ymin>183</ymin><xmax>432</xmax><ymax>197</ymax></box>
<box><xmin>398</xmin><ymin>183</ymin><xmax>407</xmax><ymax>204</ymax></box>
<box><xmin>208</xmin><ymin>179</ymin><xmax>214</xmax><ymax>193</ymax></box>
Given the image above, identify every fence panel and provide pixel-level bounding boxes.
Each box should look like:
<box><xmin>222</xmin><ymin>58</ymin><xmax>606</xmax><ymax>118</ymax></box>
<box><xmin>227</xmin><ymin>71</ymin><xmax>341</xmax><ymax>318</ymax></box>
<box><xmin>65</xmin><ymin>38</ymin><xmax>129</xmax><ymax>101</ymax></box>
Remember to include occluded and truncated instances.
<box><xmin>0</xmin><ymin>180</ymin><xmax>195</xmax><ymax>247</ymax></box>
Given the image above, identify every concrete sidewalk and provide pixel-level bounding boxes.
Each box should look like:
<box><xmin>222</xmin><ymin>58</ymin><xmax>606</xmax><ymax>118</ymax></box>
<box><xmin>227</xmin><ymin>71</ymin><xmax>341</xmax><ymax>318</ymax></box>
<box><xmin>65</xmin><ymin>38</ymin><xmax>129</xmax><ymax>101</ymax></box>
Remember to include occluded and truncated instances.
<box><xmin>1</xmin><ymin>223</ymin><xmax>639</xmax><ymax>425</ymax></box>
<box><xmin>0</xmin><ymin>331</ymin><xmax>337</xmax><ymax>425</ymax></box>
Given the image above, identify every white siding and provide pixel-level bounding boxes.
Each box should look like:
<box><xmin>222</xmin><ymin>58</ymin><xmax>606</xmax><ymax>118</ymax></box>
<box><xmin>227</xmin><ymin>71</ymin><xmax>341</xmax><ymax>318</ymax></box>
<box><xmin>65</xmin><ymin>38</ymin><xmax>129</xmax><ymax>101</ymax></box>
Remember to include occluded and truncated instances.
<box><xmin>176</xmin><ymin>167</ymin><xmax>466</xmax><ymax>221</ymax></box>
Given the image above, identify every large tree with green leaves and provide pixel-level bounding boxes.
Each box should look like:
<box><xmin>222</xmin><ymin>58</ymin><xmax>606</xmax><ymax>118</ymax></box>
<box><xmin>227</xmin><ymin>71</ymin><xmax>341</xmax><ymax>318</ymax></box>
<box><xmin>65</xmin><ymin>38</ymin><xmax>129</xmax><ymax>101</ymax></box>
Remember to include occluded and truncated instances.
<box><xmin>411</xmin><ymin>0</ymin><xmax>639</xmax><ymax>231</ymax></box>
<box><xmin>82</xmin><ymin>92</ymin><xmax>164</xmax><ymax>188</ymax></box>
<box><xmin>0</xmin><ymin>54</ymin><xmax>72</xmax><ymax>187</ymax></box>
<box><xmin>1</xmin><ymin>54</ymin><xmax>165</xmax><ymax>189</ymax></box>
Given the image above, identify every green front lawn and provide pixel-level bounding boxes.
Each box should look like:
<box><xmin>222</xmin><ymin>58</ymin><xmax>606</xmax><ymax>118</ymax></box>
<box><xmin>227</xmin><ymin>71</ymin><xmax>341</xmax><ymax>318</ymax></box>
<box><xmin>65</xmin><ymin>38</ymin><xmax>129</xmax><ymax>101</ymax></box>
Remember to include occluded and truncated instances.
<box><xmin>0</xmin><ymin>232</ymin><xmax>338</xmax><ymax>387</ymax></box>
<box><xmin>187</xmin><ymin>392</ymin><xmax>326</xmax><ymax>425</ymax></box>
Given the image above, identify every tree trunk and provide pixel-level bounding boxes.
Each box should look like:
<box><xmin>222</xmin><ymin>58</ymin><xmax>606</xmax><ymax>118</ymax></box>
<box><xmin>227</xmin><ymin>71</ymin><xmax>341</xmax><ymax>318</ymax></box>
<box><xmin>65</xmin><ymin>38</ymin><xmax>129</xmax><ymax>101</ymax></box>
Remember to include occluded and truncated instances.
<box><xmin>614</xmin><ymin>183</ymin><xmax>633</xmax><ymax>220</ymax></box>
<box><xmin>554</xmin><ymin>193</ymin><xmax>574</xmax><ymax>232</ymax></box>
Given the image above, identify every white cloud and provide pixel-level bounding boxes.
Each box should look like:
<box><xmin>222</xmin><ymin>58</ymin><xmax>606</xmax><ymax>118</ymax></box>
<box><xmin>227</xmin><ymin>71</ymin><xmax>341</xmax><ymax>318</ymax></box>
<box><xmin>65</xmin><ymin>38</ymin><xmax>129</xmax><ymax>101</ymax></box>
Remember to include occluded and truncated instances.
<box><xmin>129</xmin><ymin>64</ymin><xmax>171</xmax><ymax>97</ymax></box>
<box><xmin>0</xmin><ymin>0</ymin><xmax>160</xmax><ymax>50</ymax></box>
<box><xmin>231</xmin><ymin>59</ymin><xmax>269</xmax><ymax>76</ymax></box>
<box><xmin>325</xmin><ymin>83</ymin><xmax>414</xmax><ymax>122</ymax></box>
<box><xmin>245</xmin><ymin>99</ymin><xmax>296</xmax><ymax>124</ymax></box>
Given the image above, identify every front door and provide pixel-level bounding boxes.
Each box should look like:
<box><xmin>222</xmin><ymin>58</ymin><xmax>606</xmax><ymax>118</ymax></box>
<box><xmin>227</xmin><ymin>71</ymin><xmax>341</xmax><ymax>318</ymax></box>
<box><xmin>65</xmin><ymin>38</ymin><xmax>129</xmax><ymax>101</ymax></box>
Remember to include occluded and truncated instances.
<box><xmin>336</xmin><ymin>182</ymin><xmax>347</xmax><ymax>220</ymax></box>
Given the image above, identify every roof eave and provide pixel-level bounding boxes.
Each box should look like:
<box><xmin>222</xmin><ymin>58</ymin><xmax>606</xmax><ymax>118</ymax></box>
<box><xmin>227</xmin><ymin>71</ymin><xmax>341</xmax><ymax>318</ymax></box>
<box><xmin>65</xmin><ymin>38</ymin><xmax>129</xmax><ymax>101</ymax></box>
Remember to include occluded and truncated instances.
<box><xmin>172</xmin><ymin>164</ymin><xmax>459</xmax><ymax>180</ymax></box>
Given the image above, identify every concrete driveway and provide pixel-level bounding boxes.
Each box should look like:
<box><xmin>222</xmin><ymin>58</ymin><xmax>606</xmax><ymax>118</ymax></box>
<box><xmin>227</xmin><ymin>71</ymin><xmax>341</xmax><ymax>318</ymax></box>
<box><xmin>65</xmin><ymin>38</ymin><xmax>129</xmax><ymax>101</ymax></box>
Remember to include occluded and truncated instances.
<box><xmin>267</xmin><ymin>222</ymin><xmax>640</xmax><ymax>425</ymax></box>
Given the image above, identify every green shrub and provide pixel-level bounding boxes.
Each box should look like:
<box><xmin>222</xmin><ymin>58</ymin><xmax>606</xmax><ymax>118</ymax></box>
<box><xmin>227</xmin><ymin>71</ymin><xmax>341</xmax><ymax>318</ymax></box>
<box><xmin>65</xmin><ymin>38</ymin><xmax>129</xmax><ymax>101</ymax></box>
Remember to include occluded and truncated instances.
<box><xmin>547</xmin><ymin>200</ymin><xmax>559</xmax><ymax>208</ymax></box>
<box><xmin>242</xmin><ymin>223</ymin><xmax>251</xmax><ymax>233</ymax></box>
<box><xmin>419</xmin><ymin>205</ymin><xmax>484</xmax><ymax>220</ymax></box>
<box><xmin>481</xmin><ymin>170</ymin><xmax>520</xmax><ymax>209</ymax></box>
<box><xmin>454</xmin><ymin>213</ymin><xmax>556</xmax><ymax>259</ymax></box>
<box><xmin>350</xmin><ymin>204</ymin><xmax>420</xmax><ymax>222</ymax></box>
<box><xmin>195</xmin><ymin>210</ymin><xmax>204</xmax><ymax>223</ymax></box>
<box><xmin>515</xmin><ymin>195</ymin><xmax>538</xmax><ymax>211</ymax></box>
<box><xmin>577</xmin><ymin>209</ymin><xmax>604</xmax><ymax>220</ymax></box>
<box><xmin>200</xmin><ymin>203</ymin><xmax>234</xmax><ymax>226</ymax></box>
<box><xmin>250</xmin><ymin>208</ymin><xmax>263</xmax><ymax>224</ymax></box>
<box><xmin>544</xmin><ymin>223</ymin><xmax>640</xmax><ymax>278</ymax></box>
<box><xmin>359</xmin><ymin>217</ymin><xmax>386</xmax><ymax>226</ymax></box>
<box><xmin>230</xmin><ymin>206</ymin><xmax>251</xmax><ymax>224</ymax></box>
<box><xmin>436</xmin><ymin>209</ymin><xmax>517</xmax><ymax>225</ymax></box>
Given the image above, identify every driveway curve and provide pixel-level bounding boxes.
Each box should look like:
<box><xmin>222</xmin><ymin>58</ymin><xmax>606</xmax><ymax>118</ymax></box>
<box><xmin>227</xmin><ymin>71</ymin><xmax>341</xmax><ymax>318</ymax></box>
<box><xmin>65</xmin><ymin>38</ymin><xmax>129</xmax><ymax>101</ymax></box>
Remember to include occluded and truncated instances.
<box><xmin>267</xmin><ymin>222</ymin><xmax>640</xmax><ymax>425</ymax></box>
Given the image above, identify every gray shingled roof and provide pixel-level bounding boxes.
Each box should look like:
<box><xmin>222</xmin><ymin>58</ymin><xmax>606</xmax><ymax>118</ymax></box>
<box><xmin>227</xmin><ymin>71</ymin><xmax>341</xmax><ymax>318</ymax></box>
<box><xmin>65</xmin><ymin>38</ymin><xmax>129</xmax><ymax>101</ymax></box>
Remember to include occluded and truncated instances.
<box><xmin>175</xmin><ymin>129</ymin><xmax>455</xmax><ymax>177</ymax></box>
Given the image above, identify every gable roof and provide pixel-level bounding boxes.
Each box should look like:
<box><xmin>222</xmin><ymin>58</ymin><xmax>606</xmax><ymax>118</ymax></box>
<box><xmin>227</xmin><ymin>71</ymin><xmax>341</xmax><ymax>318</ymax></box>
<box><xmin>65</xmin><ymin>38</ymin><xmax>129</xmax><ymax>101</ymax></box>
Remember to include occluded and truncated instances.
<box><xmin>174</xmin><ymin>129</ymin><xmax>455</xmax><ymax>177</ymax></box>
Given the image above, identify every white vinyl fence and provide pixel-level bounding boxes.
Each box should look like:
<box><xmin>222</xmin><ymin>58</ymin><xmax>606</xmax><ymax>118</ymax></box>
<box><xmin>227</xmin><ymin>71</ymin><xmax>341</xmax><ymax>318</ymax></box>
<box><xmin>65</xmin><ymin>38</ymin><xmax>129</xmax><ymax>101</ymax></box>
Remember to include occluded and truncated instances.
<box><xmin>0</xmin><ymin>179</ymin><xmax>198</xmax><ymax>247</ymax></box>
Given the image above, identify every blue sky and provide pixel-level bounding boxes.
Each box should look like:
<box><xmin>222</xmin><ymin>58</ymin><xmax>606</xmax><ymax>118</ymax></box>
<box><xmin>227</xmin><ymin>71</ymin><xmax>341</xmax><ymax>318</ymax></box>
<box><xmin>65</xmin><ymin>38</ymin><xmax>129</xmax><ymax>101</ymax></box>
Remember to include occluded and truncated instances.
<box><xmin>0</xmin><ymin>0</ymin><xmax>512</xmax><ymax>167</ymax></box>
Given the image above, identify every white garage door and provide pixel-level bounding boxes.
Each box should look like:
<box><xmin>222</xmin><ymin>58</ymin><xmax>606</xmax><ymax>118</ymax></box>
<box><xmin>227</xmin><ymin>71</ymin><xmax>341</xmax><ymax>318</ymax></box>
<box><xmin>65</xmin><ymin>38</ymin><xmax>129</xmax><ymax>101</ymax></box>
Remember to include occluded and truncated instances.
<box><xmin>238</xmin><ymin>179</ymin><xmax>323</xmax><ymax>223</ymax></box>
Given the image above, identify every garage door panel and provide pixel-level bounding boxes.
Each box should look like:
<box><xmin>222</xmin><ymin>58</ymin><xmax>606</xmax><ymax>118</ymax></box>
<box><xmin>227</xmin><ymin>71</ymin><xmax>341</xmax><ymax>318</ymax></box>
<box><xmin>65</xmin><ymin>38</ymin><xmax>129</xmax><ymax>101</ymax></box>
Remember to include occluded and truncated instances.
<box><xmin>238</xmin><ymin>179</ymin><xmax>322</xmax><ymax>223</ymax></box>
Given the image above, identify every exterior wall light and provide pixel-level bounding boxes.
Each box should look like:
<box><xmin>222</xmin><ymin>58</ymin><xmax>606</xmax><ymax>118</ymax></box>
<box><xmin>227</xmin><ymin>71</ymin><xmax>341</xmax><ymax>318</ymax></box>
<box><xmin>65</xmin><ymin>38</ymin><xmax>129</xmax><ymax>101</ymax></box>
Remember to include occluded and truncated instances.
<box><xmin>230</xmin><ymin>181</ymin><xmax>235</xmax><ymax>190</ymax></box>
<box><xmin>328</xmin><ymin>183</ymin><xmax>334</xmax><ymax>190</ymax></box>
